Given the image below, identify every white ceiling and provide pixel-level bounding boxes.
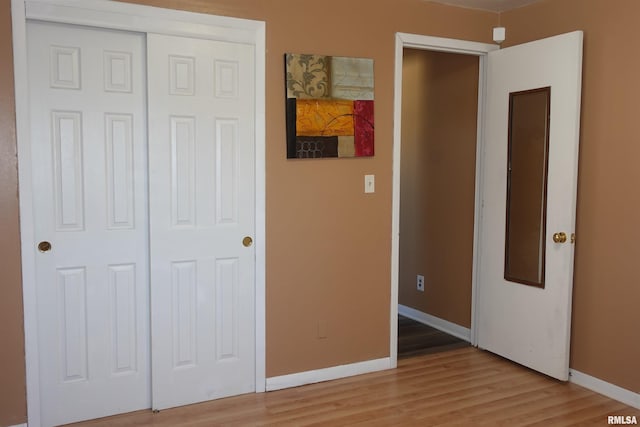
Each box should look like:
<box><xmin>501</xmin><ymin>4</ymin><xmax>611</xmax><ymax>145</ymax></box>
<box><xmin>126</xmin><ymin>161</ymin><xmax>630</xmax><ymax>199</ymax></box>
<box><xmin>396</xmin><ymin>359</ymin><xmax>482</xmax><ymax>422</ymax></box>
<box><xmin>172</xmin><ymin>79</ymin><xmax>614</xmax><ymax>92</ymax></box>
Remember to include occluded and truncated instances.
<box><xmin>428</xmin><ymin>0</ymin><xmax>542</xmax><ymax>12</ymax></box>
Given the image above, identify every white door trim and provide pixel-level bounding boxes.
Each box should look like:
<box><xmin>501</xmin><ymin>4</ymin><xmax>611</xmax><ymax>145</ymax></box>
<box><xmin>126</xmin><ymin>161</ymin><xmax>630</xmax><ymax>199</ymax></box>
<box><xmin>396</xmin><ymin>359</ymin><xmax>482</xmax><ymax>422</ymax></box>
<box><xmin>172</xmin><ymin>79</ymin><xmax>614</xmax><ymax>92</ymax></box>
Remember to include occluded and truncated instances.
<box><xmin>12</xmin><ymin>1</ymin><xmax>266</xmax><ymax>425</ymax></box>
<box><xmin>390</xmin><ymin>32</ymin><xmax>498</xmax><ymax>367</ymax></box>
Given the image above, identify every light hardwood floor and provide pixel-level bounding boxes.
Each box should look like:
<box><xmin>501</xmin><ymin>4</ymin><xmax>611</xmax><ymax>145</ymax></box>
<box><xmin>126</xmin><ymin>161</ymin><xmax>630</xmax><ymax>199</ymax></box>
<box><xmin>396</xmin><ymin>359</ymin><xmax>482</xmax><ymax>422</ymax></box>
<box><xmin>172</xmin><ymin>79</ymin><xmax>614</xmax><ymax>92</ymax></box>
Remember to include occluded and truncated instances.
<box><xmin>69</xmin><ymin>347</ymin><xmax>638</xmax><ymax>426</ymax></box>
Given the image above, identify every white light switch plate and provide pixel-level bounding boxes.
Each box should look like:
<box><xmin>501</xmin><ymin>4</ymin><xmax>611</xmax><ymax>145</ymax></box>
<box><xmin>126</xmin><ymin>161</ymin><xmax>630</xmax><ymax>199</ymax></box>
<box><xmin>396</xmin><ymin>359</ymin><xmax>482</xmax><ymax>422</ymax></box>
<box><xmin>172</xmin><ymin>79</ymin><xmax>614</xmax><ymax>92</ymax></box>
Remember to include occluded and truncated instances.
<box><xmin>364</xmin><ymin>174</ymin><xmax>375</xmax><ymax>193</ymax></box>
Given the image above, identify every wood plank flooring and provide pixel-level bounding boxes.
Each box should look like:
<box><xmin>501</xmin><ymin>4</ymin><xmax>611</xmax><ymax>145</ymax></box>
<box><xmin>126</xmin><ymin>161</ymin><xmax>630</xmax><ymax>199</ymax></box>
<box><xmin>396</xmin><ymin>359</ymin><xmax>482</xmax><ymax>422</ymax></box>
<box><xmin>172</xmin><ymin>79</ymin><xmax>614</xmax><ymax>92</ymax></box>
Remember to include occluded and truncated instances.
<box><xmin>397</xmin><ymin>315</ymin><xmax>469</xmax><ymax>358</ymax></box>
<box><xmin>69</xmin><ymin>347</ymin><xmax>638</xmax><ymax>426</ymax></box>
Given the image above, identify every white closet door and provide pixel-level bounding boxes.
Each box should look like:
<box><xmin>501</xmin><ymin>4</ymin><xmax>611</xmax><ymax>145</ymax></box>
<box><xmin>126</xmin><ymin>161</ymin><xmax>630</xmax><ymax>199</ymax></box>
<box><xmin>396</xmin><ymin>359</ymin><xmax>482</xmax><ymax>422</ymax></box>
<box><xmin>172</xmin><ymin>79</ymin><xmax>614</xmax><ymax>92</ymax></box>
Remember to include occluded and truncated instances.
<box><xmin>28</xmin><ymin>21</ymin><xmax>150</xmax><ymax>426</ymax></box>
<box><xmin>147</xmin><ymin>33</ymin><xmax>256</xmax><ymax>410</ymax></box>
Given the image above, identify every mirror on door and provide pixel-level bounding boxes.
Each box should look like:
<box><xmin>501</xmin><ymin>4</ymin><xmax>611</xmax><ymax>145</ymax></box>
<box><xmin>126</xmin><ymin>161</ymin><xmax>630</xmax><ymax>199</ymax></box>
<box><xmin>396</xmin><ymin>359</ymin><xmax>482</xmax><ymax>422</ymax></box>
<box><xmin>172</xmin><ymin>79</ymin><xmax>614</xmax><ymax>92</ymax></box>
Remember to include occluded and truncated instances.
<box><xmin>504</xmin><ymin>87</ymin><xmax>551</xmax><ymax>288</ymax></box>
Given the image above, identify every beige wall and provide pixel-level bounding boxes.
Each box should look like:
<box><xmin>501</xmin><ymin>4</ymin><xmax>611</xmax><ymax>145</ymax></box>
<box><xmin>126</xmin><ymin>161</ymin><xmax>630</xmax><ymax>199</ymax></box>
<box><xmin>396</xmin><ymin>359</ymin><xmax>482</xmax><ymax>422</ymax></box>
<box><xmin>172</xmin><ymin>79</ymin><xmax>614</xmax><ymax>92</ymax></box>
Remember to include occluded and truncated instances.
<box><xmin>398</xmin><ymin>49</ymin><xmax>478</xmax><ymax>327</ymax></box>
<box><xmin>0</xmin><ymin>1</ymin><xmax>497</xmax><ymax>424</ymax></box>
<box><xmin>0</xmin><ymin>2</ymin><xmax>27</xmax><ymax>427</ymax></box>
<box><xmin>500</xmin><ymin>0</ymin><xmax>640</xmax><ymax>394</ymax></box>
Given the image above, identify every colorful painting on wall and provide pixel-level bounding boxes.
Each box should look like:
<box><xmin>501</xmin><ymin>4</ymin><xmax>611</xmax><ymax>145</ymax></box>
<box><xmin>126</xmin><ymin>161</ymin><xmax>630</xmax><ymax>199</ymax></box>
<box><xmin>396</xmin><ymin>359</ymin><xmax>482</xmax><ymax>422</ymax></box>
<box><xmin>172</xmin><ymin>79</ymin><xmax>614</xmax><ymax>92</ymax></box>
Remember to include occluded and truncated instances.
<box><xmin>285</xmin><ymin>53</ymin><xmax>374</xmax><ymax>159</ymax></box>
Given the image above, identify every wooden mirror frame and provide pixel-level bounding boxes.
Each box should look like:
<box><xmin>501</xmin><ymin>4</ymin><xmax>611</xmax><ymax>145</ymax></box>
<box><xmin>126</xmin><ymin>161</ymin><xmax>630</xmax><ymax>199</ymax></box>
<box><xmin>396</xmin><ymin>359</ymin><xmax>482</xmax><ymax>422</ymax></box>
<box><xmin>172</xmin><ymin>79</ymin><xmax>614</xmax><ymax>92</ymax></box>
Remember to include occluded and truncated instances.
<box><xmin>504</xmin><ymin>87</ymin><xmax>551</xmax><ymax>288</ymax></box>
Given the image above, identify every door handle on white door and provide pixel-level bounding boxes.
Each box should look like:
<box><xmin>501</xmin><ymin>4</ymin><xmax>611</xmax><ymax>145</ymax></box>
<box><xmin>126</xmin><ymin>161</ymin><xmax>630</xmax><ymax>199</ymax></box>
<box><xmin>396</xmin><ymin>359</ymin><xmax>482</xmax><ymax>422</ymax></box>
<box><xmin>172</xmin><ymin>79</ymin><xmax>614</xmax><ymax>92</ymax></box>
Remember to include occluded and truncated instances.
<box><xmin>552</xmin><ymin>232</ymin><xmax>567</xmax><ymax>243</ymax></box>
<box><xmin>38</xmin><ymin>241</ymin><xmax>52</xmax><ymax>252</ymax></box>
<box><xmin>242</xmin><ymin>236</ymin><xmax>253</xmax><ymax>247</ymax></box>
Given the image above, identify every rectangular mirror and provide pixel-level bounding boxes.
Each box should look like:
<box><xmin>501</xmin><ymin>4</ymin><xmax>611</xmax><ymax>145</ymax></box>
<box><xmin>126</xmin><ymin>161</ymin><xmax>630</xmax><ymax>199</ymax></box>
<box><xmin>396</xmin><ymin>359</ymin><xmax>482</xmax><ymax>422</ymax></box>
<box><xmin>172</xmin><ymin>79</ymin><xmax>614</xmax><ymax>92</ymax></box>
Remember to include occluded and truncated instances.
<box><xmin>504</xmin><ymin>87</ymin><xmax>551</xmax><ymax>288</ymax></box>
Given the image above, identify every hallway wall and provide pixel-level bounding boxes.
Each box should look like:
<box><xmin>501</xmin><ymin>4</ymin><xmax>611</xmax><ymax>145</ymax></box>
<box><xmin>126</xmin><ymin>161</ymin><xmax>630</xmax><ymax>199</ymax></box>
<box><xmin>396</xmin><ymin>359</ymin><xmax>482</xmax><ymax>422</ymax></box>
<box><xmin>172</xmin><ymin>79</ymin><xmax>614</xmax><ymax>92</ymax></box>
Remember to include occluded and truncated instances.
<box><xmin>398</xmin><ymin>49</ymin><xmax>479</xmax><ymax>328</ymax></box>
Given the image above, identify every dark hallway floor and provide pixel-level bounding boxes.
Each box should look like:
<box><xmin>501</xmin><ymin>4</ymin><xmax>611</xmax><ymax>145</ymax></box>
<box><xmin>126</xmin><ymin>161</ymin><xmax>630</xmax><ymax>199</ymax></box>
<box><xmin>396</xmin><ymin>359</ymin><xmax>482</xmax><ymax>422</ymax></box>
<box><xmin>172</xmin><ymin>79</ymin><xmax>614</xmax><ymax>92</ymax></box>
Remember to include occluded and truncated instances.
<box><xmin>397</xmin><ymin>315</ymin><xmax>469</xmax><ymax>359</ymax></box>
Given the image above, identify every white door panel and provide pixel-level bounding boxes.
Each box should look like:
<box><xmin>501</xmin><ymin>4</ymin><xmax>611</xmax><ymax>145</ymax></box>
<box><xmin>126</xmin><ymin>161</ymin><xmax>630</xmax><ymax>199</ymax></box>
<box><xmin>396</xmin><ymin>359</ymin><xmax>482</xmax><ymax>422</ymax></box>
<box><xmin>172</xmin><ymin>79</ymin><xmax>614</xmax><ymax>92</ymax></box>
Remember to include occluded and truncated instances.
<box><xmin>478</xmin><ymin>31</ymin><xmax>583</xmax><ymax>380</ymax></box>
<box><xmin>147</xmin><ymin>33</ymin><xmax>256</xmax><ymax>410</ymax></box>
<box><xmin>28</xmin><ymin>22</ymin><xmax>257</xmax><ymax>425</ymax></box>
<box><xmin>28</xmin><ymin>21</ymin><xmax>150</xmax><ymax>426</ymax></box>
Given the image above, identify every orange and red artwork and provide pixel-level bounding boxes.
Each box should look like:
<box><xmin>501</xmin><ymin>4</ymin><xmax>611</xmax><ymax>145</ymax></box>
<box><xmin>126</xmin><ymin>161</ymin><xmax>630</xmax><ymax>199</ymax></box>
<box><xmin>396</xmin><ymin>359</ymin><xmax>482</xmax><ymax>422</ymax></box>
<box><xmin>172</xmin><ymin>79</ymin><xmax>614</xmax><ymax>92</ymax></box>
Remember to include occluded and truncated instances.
<box><xmin>285</xmin><ymin>53</ymin><xmax>374</xmax><ymax>159</ymax></box>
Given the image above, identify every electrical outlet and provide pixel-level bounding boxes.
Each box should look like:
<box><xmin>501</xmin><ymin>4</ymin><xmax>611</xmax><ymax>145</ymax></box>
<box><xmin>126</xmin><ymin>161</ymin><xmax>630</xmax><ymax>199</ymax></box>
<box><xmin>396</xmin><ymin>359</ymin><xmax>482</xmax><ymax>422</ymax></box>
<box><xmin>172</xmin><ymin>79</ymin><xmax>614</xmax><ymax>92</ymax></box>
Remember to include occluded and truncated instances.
<box><xmin>417</xmin><ymin>274</ymin><xmax>425</xmax><ymax>292</ymax></box>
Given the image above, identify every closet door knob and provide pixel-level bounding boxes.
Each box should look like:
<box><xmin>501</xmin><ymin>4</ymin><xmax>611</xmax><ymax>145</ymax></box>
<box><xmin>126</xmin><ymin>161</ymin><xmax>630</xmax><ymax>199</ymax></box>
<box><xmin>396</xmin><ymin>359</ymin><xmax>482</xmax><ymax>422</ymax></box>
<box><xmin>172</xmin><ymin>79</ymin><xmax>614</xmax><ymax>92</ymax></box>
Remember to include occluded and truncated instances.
<box><xmin>38</xmin><ymin>241</ymin><xmax>52</xmax><ymax>252</ymax></box>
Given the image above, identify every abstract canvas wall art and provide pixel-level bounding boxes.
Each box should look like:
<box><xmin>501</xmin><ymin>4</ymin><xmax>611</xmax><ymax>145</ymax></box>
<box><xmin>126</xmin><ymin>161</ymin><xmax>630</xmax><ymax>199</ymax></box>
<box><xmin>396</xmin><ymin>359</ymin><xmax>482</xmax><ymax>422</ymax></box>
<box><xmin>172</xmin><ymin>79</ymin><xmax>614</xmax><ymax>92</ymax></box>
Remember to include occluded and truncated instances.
<box><xmin>285</xmin><ymin>53</ymin><xmax>374</xmax><ymax>159</ymax></box>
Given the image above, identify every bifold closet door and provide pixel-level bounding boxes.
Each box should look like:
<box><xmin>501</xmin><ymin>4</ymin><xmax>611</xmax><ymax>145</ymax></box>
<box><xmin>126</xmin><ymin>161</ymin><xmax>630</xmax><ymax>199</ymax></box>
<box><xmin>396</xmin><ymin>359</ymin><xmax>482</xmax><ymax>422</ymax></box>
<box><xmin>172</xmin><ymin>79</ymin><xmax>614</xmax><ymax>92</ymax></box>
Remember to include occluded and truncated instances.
<box><xmin>147</xmin><ymin>33</ymin><xmax>257</xmax><ymax>411</ymax></box>
<box><xmin>28</xmin><ymin>21</ymin><xmax>150</xmax><ymax>427</ymax></box>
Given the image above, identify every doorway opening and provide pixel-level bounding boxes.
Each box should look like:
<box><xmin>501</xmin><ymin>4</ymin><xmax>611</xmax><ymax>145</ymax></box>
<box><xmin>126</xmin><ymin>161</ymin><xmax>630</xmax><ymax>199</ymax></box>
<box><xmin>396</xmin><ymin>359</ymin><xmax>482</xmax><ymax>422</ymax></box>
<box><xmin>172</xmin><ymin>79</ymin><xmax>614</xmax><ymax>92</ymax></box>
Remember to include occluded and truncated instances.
<box><xmin>390</xmin><ymin>34</ymin><xmax>499</xmax><ymax>366</ymax></box>
<box><xmin>397</xmin><ymin>48</ymin><xmax>479</xmax><ymax>358</ymax></box>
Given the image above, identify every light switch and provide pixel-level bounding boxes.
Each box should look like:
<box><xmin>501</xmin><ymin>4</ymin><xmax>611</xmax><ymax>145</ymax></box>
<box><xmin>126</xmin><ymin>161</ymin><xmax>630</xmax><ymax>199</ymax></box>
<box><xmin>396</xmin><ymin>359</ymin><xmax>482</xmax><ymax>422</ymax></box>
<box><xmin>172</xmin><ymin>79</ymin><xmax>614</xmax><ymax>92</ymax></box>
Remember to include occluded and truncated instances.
<box><xmin>364</xmin><ymin>174</ymin><xmax>375</xmax><ymax>193</ymax></box>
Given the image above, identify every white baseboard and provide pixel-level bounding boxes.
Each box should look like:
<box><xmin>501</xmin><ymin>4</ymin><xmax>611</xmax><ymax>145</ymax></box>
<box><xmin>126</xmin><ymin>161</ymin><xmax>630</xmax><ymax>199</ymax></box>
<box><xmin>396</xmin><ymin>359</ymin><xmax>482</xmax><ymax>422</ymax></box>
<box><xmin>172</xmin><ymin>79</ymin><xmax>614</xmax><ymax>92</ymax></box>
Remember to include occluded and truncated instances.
<box><xmin>266</xmin><ymin>357</ymin><xmax>391</xmax><ymax>391</ymax></box>
<box><xmin>9</xmin><ymin>423</ymin><xmax>27</xmax><ymax>427</ymax></box>
<box><xmin>398</xmin><ymin>304</ymin><xmax>471</xmax><ymax>342</ymax></box>
<box><xmin>570</xmin><ymin>369</ymin><xmax>640</xmax><ymax>409</ymax></box>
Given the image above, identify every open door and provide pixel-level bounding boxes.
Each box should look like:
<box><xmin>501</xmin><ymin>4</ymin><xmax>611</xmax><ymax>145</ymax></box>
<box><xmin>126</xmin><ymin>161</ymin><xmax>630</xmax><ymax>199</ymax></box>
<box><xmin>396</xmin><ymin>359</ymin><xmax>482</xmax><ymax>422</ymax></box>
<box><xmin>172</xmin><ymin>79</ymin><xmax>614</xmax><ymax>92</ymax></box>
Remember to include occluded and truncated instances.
<box><xmin>477</xmin><ymin>31</ymin><xmax>583</xmax><ymax>380</ymax></box>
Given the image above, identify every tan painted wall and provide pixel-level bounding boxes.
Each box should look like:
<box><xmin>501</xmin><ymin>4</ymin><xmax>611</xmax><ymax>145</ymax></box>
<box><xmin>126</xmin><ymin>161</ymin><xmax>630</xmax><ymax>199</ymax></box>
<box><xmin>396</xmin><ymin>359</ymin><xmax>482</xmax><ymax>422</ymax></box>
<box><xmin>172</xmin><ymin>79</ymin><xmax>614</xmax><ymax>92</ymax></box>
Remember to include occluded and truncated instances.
<box><xmin>0</xmin><ymin>3</ymin><xmax>27</xmax><ymax>427</ymax></box>
<box><xmin>0</xmin><ymin>1</ymin><xmax>497</xmax><ymax>424</ymax></box>
<box><xmin>398</xmin><ymin>49</ymin><xmax>478</xmax><ymax>328</ymax></box>
<box><xmin>500</xmin><ymin>0</ymin><xmax>640</xmax><ymax>394</ymax></box>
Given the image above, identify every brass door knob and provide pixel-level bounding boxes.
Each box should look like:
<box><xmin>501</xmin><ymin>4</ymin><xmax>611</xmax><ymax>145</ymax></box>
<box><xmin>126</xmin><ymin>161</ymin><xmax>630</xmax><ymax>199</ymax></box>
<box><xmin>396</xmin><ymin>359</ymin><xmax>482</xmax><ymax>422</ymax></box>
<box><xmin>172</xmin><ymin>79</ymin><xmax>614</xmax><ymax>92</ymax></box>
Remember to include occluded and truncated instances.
<box><xmin>242</xmin><ymin>236</ymin><xmax>253</xmax><ymax>247</ymax></box>
<box><xmin>38</xmin><ymin>241</ymin><xmax>52</xmax><ymax>252</ymax></box>
<box><xmin>552</xmin><ymin>232</ymin><xmax>567</xmax><ymax>243</ymax></box>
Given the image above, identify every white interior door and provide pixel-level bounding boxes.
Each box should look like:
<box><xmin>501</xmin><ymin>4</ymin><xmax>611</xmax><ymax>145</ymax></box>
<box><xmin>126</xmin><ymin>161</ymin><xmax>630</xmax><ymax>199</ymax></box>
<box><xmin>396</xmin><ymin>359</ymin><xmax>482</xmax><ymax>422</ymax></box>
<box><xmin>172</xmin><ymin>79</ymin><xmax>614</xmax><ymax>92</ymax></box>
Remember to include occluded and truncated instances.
<box><xmin>147</xmin><ymin>33</ymin><xmax>256</xmax><ymax>410</ymax></box>
<box><xmin>477</xmin><ymin>31</ymin><xmax>583</xmax><ymax>380</ymax></box>
<box><xmin>28</xmin><ymin>21</ymin><xmax>150</xmax><ymax>426</ymax></box>
<box><xmin>28</xmin><ymin>20</ymin><xmax>257</xmax><ymax>425</ymax></box>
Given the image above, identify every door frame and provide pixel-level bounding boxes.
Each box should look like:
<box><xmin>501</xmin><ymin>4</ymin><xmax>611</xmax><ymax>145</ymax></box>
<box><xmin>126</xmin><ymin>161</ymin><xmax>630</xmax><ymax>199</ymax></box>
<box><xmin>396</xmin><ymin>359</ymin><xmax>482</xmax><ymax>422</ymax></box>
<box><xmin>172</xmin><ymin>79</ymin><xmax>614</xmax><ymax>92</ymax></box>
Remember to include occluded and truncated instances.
<box><xmin>11</xmin><ymin>1</ymin><xmax>266</xmax><ymax>425</ymax></box>
<box><xmin>390</xmin><ymin>33</ymin><xmax>498</xmax><ymax>367</ymax></box>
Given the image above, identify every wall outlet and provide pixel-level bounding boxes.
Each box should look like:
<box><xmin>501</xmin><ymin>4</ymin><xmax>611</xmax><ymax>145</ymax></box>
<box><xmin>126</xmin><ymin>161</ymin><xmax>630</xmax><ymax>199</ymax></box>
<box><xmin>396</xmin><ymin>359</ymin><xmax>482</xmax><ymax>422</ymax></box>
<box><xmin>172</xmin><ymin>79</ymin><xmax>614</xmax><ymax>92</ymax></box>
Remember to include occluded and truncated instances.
<box><xmin>417</xmin><ymin>274</ymin><xmax>425</xmax><ymax>292</ymax></box>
